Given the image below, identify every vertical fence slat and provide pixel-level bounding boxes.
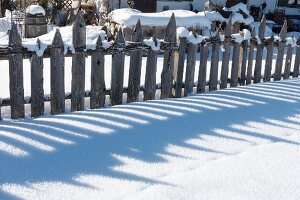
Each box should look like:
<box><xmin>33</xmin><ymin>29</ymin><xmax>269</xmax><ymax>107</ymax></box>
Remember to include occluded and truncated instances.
<box><xmin>230</xmin><ymin>41</ymin><xmax>241</xmax><ymax>87</ymax></box>
<box><xmin>71</xmin><ymin>14</ymin><xmax>86</xmax><ymax>111</ymax></box>
<box><xmin>293</xmin><ymin>37</ymin><xmax>300</xmax><ymax>78</ymax></box>
<box><xmin>284</xmin><ymin>43</ymin><xmax>293</xmax><ymax>79</ymax></box>
<box><xmin>111</xmin><ymin>28</ymin><xmax>125</xmax><ymax>106</ymax></box>
<box><xmin>50</xmin><ymin>29</ymin><xmax>65</xmax><ymax>115</ymax></box>
<box><xmin>274</xmin><ymin>21</ymin><xmax>287</xmax><ymax>81</ymax></box>
<box><xmin>9</xmin><ymin>23</ymin><xmax>24</xmax><ymax>119</ymax></box>
<box><xmin>220</xmin><ymin>16</ymin><xmax>232</xmax><ymax>89</ymax></box>
<box><xmin>161</xmin><ymin>13</ymin><xmax>176</xmax><ymax>99</ymax></box>
<box><xmin>184</xmin><ymin>33</ymin><xmax>197</xmax><ymax>96</ymax></box>
<box><xmin>240</xmin><ymin>40</ymin><xmax>248</xmax><ymax>85</ymax></box>
<box><xmin>246</xmin><ymin>29</ymin><xmax>256</xmax><ymax>85</ymax></box>
<box><xmin>253</xmin><ymin>16</ymin><xmax>266</xmax><ymax>84</ymax></box>
<box><xmin>197</xmin><ymin>44</ymin><xmax>209</xmax><ymax>93</ymax></box>
<box><xmin>173</xmin><ymin>37</ymin><xmax>187</xmax><ymax>98</ymax></box>
<box><xmin>263</xmin><ymin>36</ymin><xmax>274</xmax><ymax>82</ymax></box>
<box><xmin>144</xmin><ymin>37</ymin><xmax>158</xmax><ymax>101</ymax></box>
<box><xmin>90</xmin><ymin>35</ymin><xmax>105</xmax><ymax>109</ymax></box>
<box><xmin>127</xmin><ymin>19</ymin><xmax>143</xmax><ymax>103</ymax></box>
<box><xmin>209</xmin><ymin>30</ymin><xmax>220</xmax><ymax>91</ymax></box>
<box><xmin>31</xmin><ymin>40</ymin><xmax>44</xmax><ymax>117</ymax></box>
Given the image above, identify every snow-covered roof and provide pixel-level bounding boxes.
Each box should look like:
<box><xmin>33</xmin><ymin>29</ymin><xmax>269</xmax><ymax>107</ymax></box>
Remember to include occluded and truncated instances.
<box><xmin>198</xmin><ymin>3</ymin><xmax>254</xmax><ymax>25</ymax></box>
<box><xmin>26</xmin><ymin>5</ymin><xmax>46</xmax><ymax>16</ymax></box>
<box><xmin>108</xmin><ymin>8</ymin><xmax>211</xmax><ymax>29</ymax></box>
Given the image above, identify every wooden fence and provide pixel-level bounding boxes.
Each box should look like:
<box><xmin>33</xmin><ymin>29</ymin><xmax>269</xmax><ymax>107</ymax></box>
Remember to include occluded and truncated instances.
<box><xmin>0</xmin><ymin>14</ymin><xmax>299</xmax><ymax>120</ymax></box>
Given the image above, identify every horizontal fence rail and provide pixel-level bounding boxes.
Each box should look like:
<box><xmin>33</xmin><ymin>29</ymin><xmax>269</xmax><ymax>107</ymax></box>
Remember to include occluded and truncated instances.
<box><xmin>0</xmin><ymin>14</ymin><xmax>299</xmax><ymax>119</ymax></box>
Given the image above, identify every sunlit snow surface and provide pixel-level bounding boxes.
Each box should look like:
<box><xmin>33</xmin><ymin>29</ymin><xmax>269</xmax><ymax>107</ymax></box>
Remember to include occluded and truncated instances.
<box><xmin>0</xmin><ymin>78</ymin><xmax>300</xmax><ymax>199</ymax></box>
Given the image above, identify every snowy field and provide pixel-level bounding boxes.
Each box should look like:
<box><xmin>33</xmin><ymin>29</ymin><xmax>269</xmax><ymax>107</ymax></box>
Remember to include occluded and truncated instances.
<box><xmin>1</xmin><ymin>78</ymin><xmax>300</xmax><ymax>199</ymax></box>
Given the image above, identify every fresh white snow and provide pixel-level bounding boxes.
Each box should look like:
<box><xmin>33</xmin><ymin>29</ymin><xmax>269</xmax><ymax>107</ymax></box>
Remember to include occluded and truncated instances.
<box><xmin>1</xmin><ymin>78</ymin><xmax>300</xmax><ymax>199</ymax></box>
<box><xmin>26</xmin><ymin>5</ymin><xmax>46</xmax><ymax>16</ymax></box>
<box><xmin>108</xmin><ymin>9</ymin><xmax>211</xmax><ymax>29</ymax></box>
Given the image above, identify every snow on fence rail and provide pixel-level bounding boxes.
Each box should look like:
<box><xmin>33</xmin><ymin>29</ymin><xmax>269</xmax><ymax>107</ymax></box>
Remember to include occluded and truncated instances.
<box><xmin>0</xmin><ymin>13</ymin><xmax>299</xmax><ymax>120</ymax></box>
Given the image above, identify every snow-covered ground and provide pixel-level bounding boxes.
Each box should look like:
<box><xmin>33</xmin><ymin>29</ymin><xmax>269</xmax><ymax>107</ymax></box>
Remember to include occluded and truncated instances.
<box><xmin>1</xmin><ymin>78</ymin><xmax>300</xmax><ymax>199</ymax></box>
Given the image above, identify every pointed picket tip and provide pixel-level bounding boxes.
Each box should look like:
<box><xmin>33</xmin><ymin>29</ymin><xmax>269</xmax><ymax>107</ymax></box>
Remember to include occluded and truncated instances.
<box><xmin>165</xmin><ymin>13</ymin><xmax>177</xmax><ymax>42</ymax></box>
<box><xmin>115</xmin><ymin>28</ymin><xmax>125</xmax><ymax>44</ymax></box>
<box><xmin>52</xmin><ymin>29</ymin><xmax>64</xmax><ymax>47</ymax></box>
<box><xmin>279</xmin><ymin>20</ymin><xmax>287</xmax><ymax>40</ymax></box>
<box><xmin>132</xmin><ymin>18</ymin><xmax>143</xmax><ymax>42</ymax></box>
<box><xmin>258</xmin><ymin>15</ymin><xmax>266</xmax><ymax>38</ymax></box>
<box><xmin>36</xmin><ymin>38</ymin><xmax>41</xmax><ymax>50</ymax></box>
<box><xmin>9</xmin><ymin>22</ymin><xmax>21</xmax><ymax>46</ymax></box>
<box><xmin>95</xmin><ymin>34</ymin><xmax>103</xmax><ymax>49</ymax></box>
<box><xmin>225</xmin><ymin>15</ymin><xmax>233</xmax><ymax>37</ymax></box>
<box><xmin>73</xmin><ymin>12</ymin><xmax>86</xmax><ymax>28</ymax></box>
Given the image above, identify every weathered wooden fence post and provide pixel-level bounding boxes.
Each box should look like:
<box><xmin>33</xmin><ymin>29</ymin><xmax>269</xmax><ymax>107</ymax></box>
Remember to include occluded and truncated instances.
<box><xmin>263</xmin><ymin>35</ymin><xmax>274</xmax><ymax>82</ymax></box>
<box><xmin>71</xmin><ymin>14</ymin><xmax>86</xmax><ymax>111</ymax></box>
<box><xmin>253</xmin><ymin>16</ymin><xmax>266</xmax><ymax>84</ymax></box>
<box><xmin>127</xmin><ymin>19</ymin><xmax>143</xmax><ymax>103</ymax></box>
<box><xmin>184</xmin><ymin>32</ymin><xmax>197</xmax><ymax>96</ymax></box>
<box><xmin>209</xmin><ymin>30</ymin><xmax>220</xmax><ymax>91</ymax></box>
<box><xmin>161</xmin><ymin>13</ymin><xmax>176</xmax><ymax>99</ymax></box>
<box><xmin>293</xmin><ymin>37</ymin><xmax>300</xmax><ymax>78</ymax></box>
<box><xmin>173</xmin><ymin>36</ymin><xmax>187</xmax><ymax>98</ymax></box>
<box><xmin>246</xmin><ymin>29</ymin><xmax>256</xmax><ymax>85</ymax></box>
<box><xmin>284</xmin><ymin>39</ymin><xmax>293</xmax><ymax>79</ymax></box>
<box><xmin>9</xmin><ymin>23</ymin><xmax>25</xmax><ymax>119</ymax></box>
<box><xmin>240</xmin><ymin>39</ymin><xmax>248</xmax><ymax>85</ymax></box>
<box><xmin>144</xmin><ymin>36</ymin><xmax>158</xmax><ymax>101</ymax></box>
<box><xmin>274</xmin><ymin>20</ymin><xmax>287</xmax><ymax>81</ymax></box>
<box><xmin>110</xmin><ymin>28</ymin><xmax>125</xmax><ymax>106</ymax></box>
<box><xmin>90</xmin><ymin>35</ymin><xmax>105</xmax><ymax>109</ymax></box>
<box><xmin>50</xmin><ymin>29</ymin><xmax>65</xmax><ymax>115</ymax></box>
<box><xmin>230</xmin><ymin>36</ymin><xmax>241</xmax><ymax>87</ymax></box>
<box><xmin>220</xmin><ymin>16</ymin><xmax>232</xmax><ymax>89</ymax></box>
<box><xmin>31</xmin><ymin>39</ymin><xmax>44</xmax><ymax>117</ymax></box>
<box><xmin>197</xmin><ymin>43</ymin><xmax>209</xmax><ymax>93</ymax></box>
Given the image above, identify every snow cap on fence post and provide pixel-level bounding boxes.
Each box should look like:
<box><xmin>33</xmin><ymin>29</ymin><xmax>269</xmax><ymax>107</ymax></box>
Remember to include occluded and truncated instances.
<box><xmin>132</xmin><ymin>19</ymin><xmax>143</xmax><ymax>42</ymax></box>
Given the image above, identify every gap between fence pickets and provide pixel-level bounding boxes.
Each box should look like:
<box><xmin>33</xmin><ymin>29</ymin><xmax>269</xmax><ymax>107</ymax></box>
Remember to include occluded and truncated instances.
<box><xmin>1</xmin><ymin>13</ymin><xmax>300</xmax><ymax>120</ymax></box>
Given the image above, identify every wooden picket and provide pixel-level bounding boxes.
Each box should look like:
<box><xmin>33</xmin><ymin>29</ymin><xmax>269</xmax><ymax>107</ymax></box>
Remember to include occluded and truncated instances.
<box><xmin>274</xmin><ymin>21</ymin><xmax>287</xmax><ymax>81</ymax></box>
<box><xmin>246</xmin><ymin>29</ymin><xmax>256</xmax><ymax>85</ymax></box>
<box><xmin>90</xmin><ymin>35</ymin><xmax>106</xmax><ymax>109</ymax></box>
<box><xmin>220</xmin><ymin>16</ymin><xmax>232</xmax><ymax>89</ymax></box>
<box><xmin>71</xmin><ymin>14</ymin><xmax>86</xmax><ymax>111</ymax></box>
<box><xmin>110</xmin><ymin>28</ymin><xmax>125</xmax><ymax>106</ymax></box>
<box><xmin>161</xmin><ymin>13</ymin><xmax>176</xmax><ymax>99</ymax></box>
<box><xmin>197</xmin><ymin>44</ymin><xmax>209</xmax><ymax>93</ymax></box>
<box><xmin>209</xmin><ymin>30</ymin><xmax>220</xmax><ymax>91</ymax></box>
<box><xmin>173</xmin><ymin>37</ymin><xmax>187</xmax><ymax>98</ymax></box>
<box><xmin>127</xmin><ymin>19</ymin><xmax>143</xmax><ymax>103</ymax></box>
<box><xmin>184</xmin><ymin>33</ymin><xmax>197</xmax><ymax>96</ymax></box>
<box><xmin>253</xmin><ymin>16</ymin><xmax>266</xmax><ymax>84</ymax></box>
<box><xmin>30</xmin><ymin>45</ymin><xmax>44</xmax><ymax>118</ymax></box>
<box><xmin>263</xmin><ymin>36</ymin><xmax>274</xmax><ymax>82</ymax></box>
<box><xmin>50</xmin><ymin>29</ymin><xmax>65</xmax><ymax>115</ymax></box>
<box><xmin>294</xmin><ymin>37</ymin><xmax>300</xmax><ymax>78</ymax></box>
<box><xmin>9</xmin><ymin>23</ymin><xmax>25</xmax><ymax>119</ymax></box>
<box><xmin>144</xmin><ymin>36</ymin><xmax>158</xmax><ymax>101</ymax></box>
